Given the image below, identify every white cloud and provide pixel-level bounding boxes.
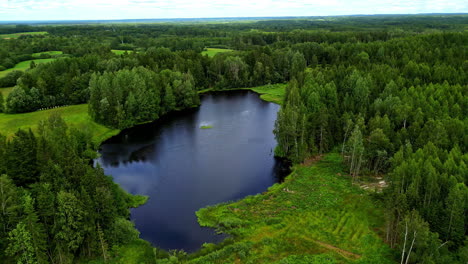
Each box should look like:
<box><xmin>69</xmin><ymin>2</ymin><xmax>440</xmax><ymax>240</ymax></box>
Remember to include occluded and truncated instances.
<box><xmin>0</xmin><ymin>0</ymin><xmax>466</xmax><ymax>21</ymax></box>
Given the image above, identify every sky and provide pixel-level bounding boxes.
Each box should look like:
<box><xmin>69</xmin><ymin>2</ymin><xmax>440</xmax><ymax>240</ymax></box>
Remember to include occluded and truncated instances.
<box><xmin>0</xmin><ymin>0</ymin><xmax>467</xmax><ymax>21</ymax></box>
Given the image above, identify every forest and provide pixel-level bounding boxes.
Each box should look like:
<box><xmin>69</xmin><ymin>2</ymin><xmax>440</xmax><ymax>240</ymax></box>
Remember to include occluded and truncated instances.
<box><xmin>0</xmin><ymin>14</ymin><xmax>466</xmax><ymax>263</ymax></box>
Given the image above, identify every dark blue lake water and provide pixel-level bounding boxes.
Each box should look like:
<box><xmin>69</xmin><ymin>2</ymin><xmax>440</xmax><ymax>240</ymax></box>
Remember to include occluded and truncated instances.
<box><xmin>95</xmin><ymin>90</ymin><xmax>289</xmax><ymax>252</ymax></box>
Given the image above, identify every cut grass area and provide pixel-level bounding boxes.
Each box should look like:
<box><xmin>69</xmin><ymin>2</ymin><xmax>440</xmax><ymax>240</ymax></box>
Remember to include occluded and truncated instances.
<box><xmin>0</xmin><ymin>104</ymin><xmax>119</xmax><ymax>144</ymax></box>
<box><xmin>200</xmin><ymin>125</ymin><xmax>213</xmax><ymax>129</ymax></box>
<box><xmin>201</xmin><ymin>48</ymin><xmax>234</xmax><ymax>57</ymax></box>
<box><xmin>191</xmin><ymin>153</ymin><xmax>394</xmax><ymax>263</ymax></box>
<box><xmin>0</xmin><ymin>58</ymin><xmax>56</xmax><ymax>78</ymax></box>
<box><xmin>32</xmin><ymin>50</ymin><xmax>63</xmax><ymax>58</ymax></box>
<box><xmin>0</xmin><ymin>31</ymin><xmax>48</xmax><ymax>39</ymax></box>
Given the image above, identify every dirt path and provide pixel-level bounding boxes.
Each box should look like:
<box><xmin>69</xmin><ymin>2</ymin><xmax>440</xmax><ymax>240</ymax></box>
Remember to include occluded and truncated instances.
<box><xmin>301</xmin><ymin>155</ymin><xmax>324</xmax><ymax>167</ymax></box>
<box><xmin>314</xmin><ymin>240</ymin><xmax>361</xmax><ymax>259</ymax></box>
<box><xmin>303</xmin><ymin>237</ymin><xmax>361</xmax><ymax>260</ymax></box>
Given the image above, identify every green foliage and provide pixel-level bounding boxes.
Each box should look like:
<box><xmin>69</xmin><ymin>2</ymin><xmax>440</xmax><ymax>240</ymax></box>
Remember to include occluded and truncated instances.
<box><xmin>5</xmin><ymin>129</ymin><xmax>38</xmax><ymax>186</ymax></box>
<box><xmin>89</xmin><ymin>67</ymin><xmax>199</xmax><ymax>128</ymax></box>
<box><xmin>0</xmin><ymin>31</ymin><xmax>48</xmax><ymax>39</ymax></box>
<box><xmin>0</xmin><ymin>15</ymin><xmax>467</xmax><ymax>263</ymax></box>
<box><xmin>0</xmin><ymin>115</ymin><xmax>145</xmax><ymax>263</ymax></box>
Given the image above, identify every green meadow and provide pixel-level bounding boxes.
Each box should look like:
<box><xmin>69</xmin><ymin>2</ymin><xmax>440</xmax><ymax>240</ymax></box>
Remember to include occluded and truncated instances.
<box><xmin>249</xmin><ymin>83</ymin><xmax>286</xmax><ymax>104</ymax></box>
<box><xmin>0</xmin><ymin>31</ymin><xmax>48</xmax><ymax>39</ymax></box>
<box><xmin>0</xmin><ymin>104</ymin><xmax>119</xmax><ymax>143</ymax></box>
<box><xmin>111</xmin><ymin>49</ymin><xmax>136</xmax><ymax>55</ymax></box>
<box><xmin>199</xmin><ymin>84</ymin><xmax>286</xmax><ymax>105</ymax></box>
<box><xmin>0</xmin><ymin>58</ymin><xmax>56</xmax><ymax>78</ymax></box>
<box><xmin>201</xmin><ymin>48</ymin><xmax>234</xmax><ymax>57</ymax></box>
<box><xmin>192</xmin><ymin>153</ymin><xmax>393</xmax><ymax>263</ymax></box>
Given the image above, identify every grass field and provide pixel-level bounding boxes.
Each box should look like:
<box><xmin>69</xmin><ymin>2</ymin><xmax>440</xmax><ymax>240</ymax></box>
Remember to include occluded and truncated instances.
<box><xmin>32</xmin><ymin>51</ymin><xmax>63</xmax><ymax>58</ymax></box>
<box><xmin>191</xmin><ymin>153</ymin><xmax>393</xmax><ymax>263</ymax></box>
<box><xmin>111</xmin><ymin>49</ymin><xmax>136</xmax><ymax>55</ymax></box>
<box><xmin>201</xmin><ymin>48</ymin><xmax>234</xmax><ymax>57</ymax></box>
<box><xmin>0</xmin><ymin>58</ymin><xmax>56</xmax><ymax>78</ymax></box>
<box><xmin>249</xmin><ymin>83</ymin><xmax>286</xmax><ymax>104</ymax></box>
<box><xmin>199</xmin><ymin>83</ymin><xmax>286</xmax><ymax>105</ymax></box>
<box><xmin>0</xmin><ymin>31</ymin><xmax>48</xmax><ymax>39</ymax></box>
<box><xmin>0</xmin><ymin>104</ymin><xmax>119</xmax><ymax>143</ymax></box>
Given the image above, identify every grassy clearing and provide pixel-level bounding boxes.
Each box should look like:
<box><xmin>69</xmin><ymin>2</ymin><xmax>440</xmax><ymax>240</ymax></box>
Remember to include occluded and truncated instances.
<box><xmin>199</xmin><ymin>83</ymin><xmax>286</xmax><ymax>105</ymax></box>
<box><xmin>201</xmin><ymin>48</ymin><xmax>234</xmax><ymax>57</ymax></box>
<box><xmin>0</xmin><ymin>58</ymin><xmax>56</xmax><ymax>78</ymax></box>
<box><xmin>0</xmin><ymin>87</ymin><xmax>14</xmax><ymax>98</ymax></box>
<box><xmin>0</xmin><ymin>31</ymin><xmax>48</xmax><ymax>39</ymax></box>
<box><xmin>0</xmin><ymin>104</ymin><xmax>119</xmax><ymax>144</ymax></box>
<box><xmin>249</xmin><ymin>83</ymin><xmax>286</xmax><ymax>104</ymax></box>
<box><xmin>191</xmin><ymin>153</ymin><xmax>393</xmax><ymax>263</ymax></box>
<box><xmin>111</xmin><ymin>49</ymin><xmax>136</xmax><ymax>55</ymax></box>
<box><xmin>32</xmin><ymin>50</ymin><xmax>63</xmax><ymax>58</ymax></box>
<box><xmin>83</xmin><ymin>239</ymin><xmax>159</xmax><ymax>264</ymax></box>
<box><xmin>200</xmin><ymin>125</ymin><xmax>213</xmax><ymax>129</ymax></box>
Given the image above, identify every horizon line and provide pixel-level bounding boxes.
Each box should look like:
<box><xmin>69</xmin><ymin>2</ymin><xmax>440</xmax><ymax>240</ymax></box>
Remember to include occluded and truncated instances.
<box><xmin>0</xmin><ymin>12</ymin><xmax>467</xmax><ymax>23</ymax></box>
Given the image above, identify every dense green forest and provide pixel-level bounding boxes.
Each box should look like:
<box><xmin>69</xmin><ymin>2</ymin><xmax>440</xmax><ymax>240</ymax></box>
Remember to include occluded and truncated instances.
<box><xmin>0</xmin><ymin>14</ymin><xmax>467</xmax><ymax>263</ymax></box>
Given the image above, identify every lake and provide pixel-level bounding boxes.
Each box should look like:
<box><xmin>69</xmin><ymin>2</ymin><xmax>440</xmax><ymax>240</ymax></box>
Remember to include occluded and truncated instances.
<box><xmin>95</xmin><ymin>90</ymin><xmax>290</xmax><ymax>252</ymax></box>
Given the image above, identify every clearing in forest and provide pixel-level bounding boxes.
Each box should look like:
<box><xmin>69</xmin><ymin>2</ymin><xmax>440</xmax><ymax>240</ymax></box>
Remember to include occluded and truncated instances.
<box><xmin>194</xmin><ymin>153</ymin><xmax>393</xmax><ymax>263</ymax></box>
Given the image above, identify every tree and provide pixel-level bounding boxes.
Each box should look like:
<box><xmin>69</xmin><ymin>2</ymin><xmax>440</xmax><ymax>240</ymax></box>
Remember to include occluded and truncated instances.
<box><xmin>18</xmin><ymin>193</ymin><xmax>48</xmax><ymax>264</ymax></box>
<box><xmin>54</xmin><ymin>191</ymin><xmax>85</xmax><ymax>262</ymax></box>
<box><xmin>6</xmin><ymin>222</ymin><xmax>37</xmax><ymax>264</ymax></box>
<box><xmin>6</xmin><ymin>86</ymin><xmax>32</xmax><ymax>113</ymax></box>
<box><xmin>6</xmin><ymin>129</ymin><xmax>39</xmax><ymax>186</ymax></box>
<box><xmin>366</xmin><ymin>128</ymin><xmax>391</xmax><ymax>173</ymax></box>
<box><xmin>0</xmin><ymin>174</ymin><xmax>21</xmax><ymax>255</ymax></box>
<box><xmin>444</xmin><ymin>183</ymin><xmax>467</xmax><ymax>249</ymax></box>
<box><xmin>346</xmin><ymin>125</ymin><xmax>365</xmax><ymax>181</ymax></box>
<box><xmin>398</xmin><ymin>210</ymin><xmax>441</xmax><ymax>264</ymax></box>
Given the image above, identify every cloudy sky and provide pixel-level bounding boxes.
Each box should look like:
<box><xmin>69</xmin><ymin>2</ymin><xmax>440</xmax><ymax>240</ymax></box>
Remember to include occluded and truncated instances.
<box><xmin>1</xmin><ymin>0</ymin><xmax>467</xmax><ymax>21</ymax></box>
